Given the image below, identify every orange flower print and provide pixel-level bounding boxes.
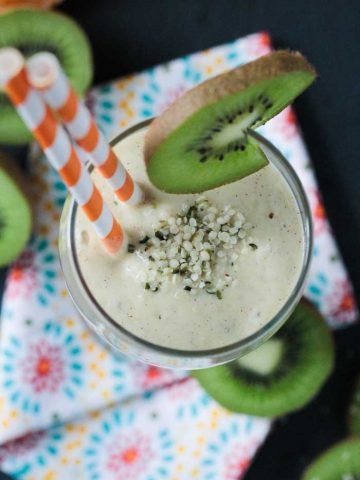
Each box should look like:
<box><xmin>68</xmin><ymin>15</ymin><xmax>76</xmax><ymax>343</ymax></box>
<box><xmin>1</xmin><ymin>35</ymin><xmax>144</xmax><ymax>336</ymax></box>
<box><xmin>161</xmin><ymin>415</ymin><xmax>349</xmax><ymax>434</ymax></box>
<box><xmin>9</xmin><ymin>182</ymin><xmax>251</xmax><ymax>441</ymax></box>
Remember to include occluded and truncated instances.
<box><xmin>106</xmin><ymin>431</ymin><xmax>153</xmax><ymax>478</ymax></box>
<box><xmin>22</xmin><ymin>340</ymin><xmax>65</xmax><ymax>393</ymax></box>
<box><xmin>327</xmin><ymin>279</ymin><xmax>357</xmax><ymax>324</ymax></box>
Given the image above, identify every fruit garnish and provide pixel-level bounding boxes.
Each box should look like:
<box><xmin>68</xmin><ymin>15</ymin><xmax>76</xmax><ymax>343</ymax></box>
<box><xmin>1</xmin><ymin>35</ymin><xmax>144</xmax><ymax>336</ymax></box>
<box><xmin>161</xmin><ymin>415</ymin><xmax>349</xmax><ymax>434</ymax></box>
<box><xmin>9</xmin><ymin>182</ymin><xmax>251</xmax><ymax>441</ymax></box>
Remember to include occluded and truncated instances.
<box><xmin>145</xmin><ymin>50</ymin><xmax>316</xmax><ymax>193</ymax></box>
<box><xmin>302</xmin><ymin>439</ymin><xmax>360</xmax><ymax>480</ymax></box>
<box><xmin>0</xmin><ymin>151</ymin><xmax>32</xmax><ymax>266</ymax></box>
<box><xmin>192</xmin><ymin>299</ymin><xmax>334</xmax><ymax>417</ymax></box>
<box><xmin>0</xmin><ymin>9</ymin><xmax>92</xmax><ymax>145</ymax></box>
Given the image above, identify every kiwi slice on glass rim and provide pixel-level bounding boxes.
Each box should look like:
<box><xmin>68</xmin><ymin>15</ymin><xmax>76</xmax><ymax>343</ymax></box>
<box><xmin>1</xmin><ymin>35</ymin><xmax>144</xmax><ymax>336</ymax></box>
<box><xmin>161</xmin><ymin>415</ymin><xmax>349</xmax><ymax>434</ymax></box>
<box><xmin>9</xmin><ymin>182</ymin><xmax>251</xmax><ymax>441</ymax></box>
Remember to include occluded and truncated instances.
<box><xmin>0</xmin><ymin>9</ymin><xmax>93</xmax><ymax>145</ymax></box>
<box><xmin>0</xmin><ymin>151</ymin><xmax>32</xmax><ymax>267</ymax></box>
<box><xmin>192</xmin><ymin>299</ymin><xmax>334</xmax><ymax>418</ymax></box>
<box><xmin>349</xmin><ymin>376</ymin><xmax>360</xmax><ymax>436</ymax></box>
<box><xmin>302</xmin><ymin>439</ymin><xmax>360</xmax><ymax>480</ymax></box>
<box><xmin>145</xmin><ymin>50</ymin><xmax>316</xmax><ymax>194</ymax></box>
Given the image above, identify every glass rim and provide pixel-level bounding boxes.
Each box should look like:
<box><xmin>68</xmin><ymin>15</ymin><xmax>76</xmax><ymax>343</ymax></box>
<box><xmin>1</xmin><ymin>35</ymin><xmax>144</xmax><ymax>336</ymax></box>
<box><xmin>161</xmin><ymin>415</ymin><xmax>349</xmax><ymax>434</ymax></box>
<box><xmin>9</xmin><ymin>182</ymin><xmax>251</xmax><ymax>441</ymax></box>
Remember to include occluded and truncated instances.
<box><xmin>62</xmin><ymin>119</ymin><xmax>313</xmax><ymax>362</ymax></box>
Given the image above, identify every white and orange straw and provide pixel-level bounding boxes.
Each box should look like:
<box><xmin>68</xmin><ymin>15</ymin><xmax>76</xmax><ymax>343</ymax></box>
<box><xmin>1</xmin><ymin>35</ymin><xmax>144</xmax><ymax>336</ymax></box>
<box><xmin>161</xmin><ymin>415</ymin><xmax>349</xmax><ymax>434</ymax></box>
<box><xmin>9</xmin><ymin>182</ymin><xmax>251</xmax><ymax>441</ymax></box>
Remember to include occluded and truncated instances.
<box><xmin>26</xmin><ymin>52</ymin><xmax>143</xmax><ymax>206</ymax></box>
<box><xmin>0</xmin><ymin>47</ymin><xmax>126</xmax><ymax>254</ymax></box>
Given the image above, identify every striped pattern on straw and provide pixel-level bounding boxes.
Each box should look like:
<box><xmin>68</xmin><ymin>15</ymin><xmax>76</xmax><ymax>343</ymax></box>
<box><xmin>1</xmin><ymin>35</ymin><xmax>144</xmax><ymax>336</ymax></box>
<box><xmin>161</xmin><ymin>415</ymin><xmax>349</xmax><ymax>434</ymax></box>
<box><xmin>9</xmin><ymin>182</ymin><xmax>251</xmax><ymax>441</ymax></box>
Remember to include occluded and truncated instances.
<box><xmin>0</xmin><ymin>47</ymin><xmax>126</xmax><ymax>254</ymax></box>
<box><xmin>27</xmin><ymin>52</ymin><xmax>143</xmax><ymax>206</ymax></box>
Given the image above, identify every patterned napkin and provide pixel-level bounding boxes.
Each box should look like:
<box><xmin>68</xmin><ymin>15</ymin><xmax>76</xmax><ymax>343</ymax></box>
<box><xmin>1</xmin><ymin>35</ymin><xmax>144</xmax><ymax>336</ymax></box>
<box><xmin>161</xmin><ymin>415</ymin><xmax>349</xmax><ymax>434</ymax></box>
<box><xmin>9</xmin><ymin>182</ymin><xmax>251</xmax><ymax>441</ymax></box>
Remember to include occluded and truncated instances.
<box><xmin>0</xmin><ymin>32</ymin><xmax>358</xmax><ymax>479</ymax></box>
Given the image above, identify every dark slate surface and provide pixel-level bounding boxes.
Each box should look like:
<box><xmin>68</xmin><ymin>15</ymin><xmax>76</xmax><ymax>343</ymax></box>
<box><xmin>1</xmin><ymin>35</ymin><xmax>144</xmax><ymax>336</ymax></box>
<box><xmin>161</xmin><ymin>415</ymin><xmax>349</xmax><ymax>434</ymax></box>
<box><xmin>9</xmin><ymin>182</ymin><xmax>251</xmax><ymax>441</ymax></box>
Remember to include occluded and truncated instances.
<box><xmin>1</xmin><ymin>1</ymin><xmax>359</xmax><ymax>478</ymax></box>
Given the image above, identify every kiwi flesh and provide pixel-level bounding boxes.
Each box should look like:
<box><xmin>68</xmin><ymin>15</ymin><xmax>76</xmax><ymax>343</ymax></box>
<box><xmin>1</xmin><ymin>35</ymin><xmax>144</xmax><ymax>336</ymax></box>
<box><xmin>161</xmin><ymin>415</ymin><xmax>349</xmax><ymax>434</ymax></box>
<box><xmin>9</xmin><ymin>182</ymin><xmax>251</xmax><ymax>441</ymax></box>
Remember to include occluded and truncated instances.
<box><xmin>145</xmin><ymin>50</ymin><xmax>316</xmax><ymax>193</ymax></box>
<box><xmin>302</xmin><ymin>439</ymin><xmax>360</xmax><ymax>480</ymax></box>
<box><xmin>0</xmin><ymin>9</ymin><xmax>93</xmax><ymax>145</ymax></box>
<box><xmin>192</xmin><ymin>299</ymin><xmax>334</xmax><ymax>417</ymax></box>
<box><xmin>349</xmin><ymin>376</ymin><xmax>360</xmax><ymax>436</ymax></box>
<box><xmin>0</xmin><ymin>151</ymin><xmax>32</xmax><ymax>267</ymax></box>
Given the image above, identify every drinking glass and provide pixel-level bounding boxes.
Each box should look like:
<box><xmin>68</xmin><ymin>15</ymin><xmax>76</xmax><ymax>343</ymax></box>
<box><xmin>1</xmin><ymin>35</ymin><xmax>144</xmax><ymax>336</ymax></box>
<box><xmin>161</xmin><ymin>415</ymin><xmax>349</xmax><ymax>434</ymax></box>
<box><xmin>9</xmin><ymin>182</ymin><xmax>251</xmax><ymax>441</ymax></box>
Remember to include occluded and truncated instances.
<box><xmin>59</xmin><ymin>119</ymin><xmax>312</xmax><ymax>369</ymax></box>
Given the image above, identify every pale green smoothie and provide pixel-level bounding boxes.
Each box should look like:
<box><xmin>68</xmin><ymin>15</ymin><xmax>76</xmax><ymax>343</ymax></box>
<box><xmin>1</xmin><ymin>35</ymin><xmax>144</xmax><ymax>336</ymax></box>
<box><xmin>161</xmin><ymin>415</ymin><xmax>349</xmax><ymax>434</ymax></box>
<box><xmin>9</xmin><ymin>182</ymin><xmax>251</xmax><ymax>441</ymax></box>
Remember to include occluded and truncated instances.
<box><xmin>75</xmin><ymin>126</ymin><xmax>304</xmax><ymax>350</ymax></box>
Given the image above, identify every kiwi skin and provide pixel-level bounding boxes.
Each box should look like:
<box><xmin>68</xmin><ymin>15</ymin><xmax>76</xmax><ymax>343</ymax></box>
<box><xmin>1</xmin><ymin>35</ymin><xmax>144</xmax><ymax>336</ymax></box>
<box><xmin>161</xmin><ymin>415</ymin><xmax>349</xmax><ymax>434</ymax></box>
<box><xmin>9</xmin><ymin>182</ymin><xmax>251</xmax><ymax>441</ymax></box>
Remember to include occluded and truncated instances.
<box><xmin>0</xmin><ymin>151</ymin><xmax>33</xmax><ymax>267</ymax></box>
<box><xmin>192</xmin><ymin>299</ymin><xmax>334</xmax><ymax>418</ymax></box>
<box><xmin>145</xmin><ymin>50</ymin><xmax>316</xmax><ymax>163</ymax></box>
<box><xmin>0</xmin><ymin>9</ymin><xmax>93</xmax><ymax>145</ymax></box>
<box><xmin>302</xmin><ymin>439</ymin><xmax>360</xmax><ymax>480</ymax></box>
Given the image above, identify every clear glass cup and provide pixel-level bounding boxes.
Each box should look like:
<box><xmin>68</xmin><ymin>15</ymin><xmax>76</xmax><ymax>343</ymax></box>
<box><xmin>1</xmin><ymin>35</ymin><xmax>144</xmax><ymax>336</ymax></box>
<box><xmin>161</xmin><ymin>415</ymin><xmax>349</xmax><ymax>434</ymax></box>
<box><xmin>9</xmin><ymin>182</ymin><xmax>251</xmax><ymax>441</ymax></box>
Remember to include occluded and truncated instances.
<box><xmin>59</xmin><ymin>119</ymin><xmax>312</xmax><ymax>369</ymax></box>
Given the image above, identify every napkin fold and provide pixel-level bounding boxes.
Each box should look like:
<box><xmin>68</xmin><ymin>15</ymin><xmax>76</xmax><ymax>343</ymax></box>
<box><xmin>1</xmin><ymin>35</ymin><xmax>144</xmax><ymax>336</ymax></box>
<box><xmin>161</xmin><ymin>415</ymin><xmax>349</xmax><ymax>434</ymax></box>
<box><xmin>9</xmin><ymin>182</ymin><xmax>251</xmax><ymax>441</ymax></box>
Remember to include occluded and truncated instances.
<box><xmin>0</xmin><ymin>32</ymin><xmax>358</xmax><ymax>479</ymax></box>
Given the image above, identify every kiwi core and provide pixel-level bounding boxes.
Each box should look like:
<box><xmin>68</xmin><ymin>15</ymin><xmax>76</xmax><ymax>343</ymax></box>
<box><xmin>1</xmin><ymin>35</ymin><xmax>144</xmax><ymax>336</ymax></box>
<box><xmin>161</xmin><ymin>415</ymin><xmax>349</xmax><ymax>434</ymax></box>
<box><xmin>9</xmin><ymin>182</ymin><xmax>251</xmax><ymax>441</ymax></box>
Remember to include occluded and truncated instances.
<box><xmin>196</xmin><ymin>102</ymin><xmax>269</xmax><ymax>163</ymax></box>
<box><xmin>236</xmin><ymin>339</ymin><xmax>284</xmax><ymax>376</ymax></box>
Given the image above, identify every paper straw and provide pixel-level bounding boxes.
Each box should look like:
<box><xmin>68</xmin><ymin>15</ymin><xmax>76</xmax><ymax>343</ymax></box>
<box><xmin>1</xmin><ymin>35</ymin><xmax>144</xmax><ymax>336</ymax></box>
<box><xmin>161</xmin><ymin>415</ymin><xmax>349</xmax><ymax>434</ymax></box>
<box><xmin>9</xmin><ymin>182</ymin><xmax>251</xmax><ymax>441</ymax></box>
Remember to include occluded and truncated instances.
<box><xmin>27</xmin><ymin>52</ymin><xmax>143</xmax><ymax>206</ymax></box>
<box><xmin>0</xmin><ymin>47</ymin><xmax>126</xmax><ymax>254</ymax></box>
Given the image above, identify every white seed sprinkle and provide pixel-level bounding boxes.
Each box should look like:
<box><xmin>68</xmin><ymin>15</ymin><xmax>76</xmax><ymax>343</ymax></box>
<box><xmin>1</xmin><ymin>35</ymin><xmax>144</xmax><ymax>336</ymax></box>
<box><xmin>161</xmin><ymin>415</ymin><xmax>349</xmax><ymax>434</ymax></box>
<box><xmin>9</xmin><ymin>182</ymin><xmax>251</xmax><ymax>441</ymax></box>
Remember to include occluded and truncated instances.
<box><xmin>221</xmin><ymin>232</ymin><xmax>230</xmax><ymax>242</ymax></box>
<box><xmin>200</xmin><ymin>250</ymin><xmax>210</xmax><ymax>261</ymax></box>
<box><xmin>137</xmin><ymin>197</ymin><xmax>253</xmax><ymax>296</ymax></box>
<box><xmin>170</xmin><ymin>261</ymin><xmax>179</xmax><ymax>270</ymax></box>
<box><xmin>208</xmin><ymin>231</ymin><xmax>217</xmax><ymax>241</ymax></box>
<box><xmin>168</xmin><ymin>247</ymin><xmax>178</xmax><ymax>258</ymax></box>
<box><xmin>184</xmin><ymin>241</ymin><xmax>193</xmax><ymax>252</ymax></box>
<box><xmin>189</xmin><ymin>218</ymin><xmax>197</xmax><ymax>227</ymax></box>
<box><xmin>173</xmin><ymin>233</ymin><xmax>181</xmax><ymax>242</ymax></box>
<box><xmin>193</xmin><ymin>264</ymin><xmax>202</xmax><ymax>273</ymax></box>
<box><xmin>194</xmin><ymin>242</ymin><xmax>202</xmax><ymax>251</ymax></box>
<box><xmin>170</xmin><ymin>225</ymin><xmax>179</xmax><ymax>234</ymax></box>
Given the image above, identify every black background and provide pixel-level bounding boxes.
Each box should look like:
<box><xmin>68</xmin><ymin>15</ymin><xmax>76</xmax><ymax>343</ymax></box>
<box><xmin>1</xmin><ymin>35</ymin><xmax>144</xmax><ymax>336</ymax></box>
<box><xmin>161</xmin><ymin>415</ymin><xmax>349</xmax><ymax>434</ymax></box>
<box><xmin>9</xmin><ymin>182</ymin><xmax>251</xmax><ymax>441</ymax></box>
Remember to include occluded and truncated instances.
<box><xmin>0</xmin><ymin>1</ymin><xmax>360</xmax><ymax>479</ymax></box>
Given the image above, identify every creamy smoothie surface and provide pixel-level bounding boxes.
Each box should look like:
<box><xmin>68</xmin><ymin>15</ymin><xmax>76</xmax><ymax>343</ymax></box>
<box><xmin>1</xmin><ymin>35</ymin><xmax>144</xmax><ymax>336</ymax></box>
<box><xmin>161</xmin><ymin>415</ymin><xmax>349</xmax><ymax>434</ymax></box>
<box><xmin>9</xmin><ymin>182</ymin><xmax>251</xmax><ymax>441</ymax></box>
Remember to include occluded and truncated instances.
<box><xmin>75</xmin><ymin>127</ymin><xmax>305</xmax><ymax>350</ymax></box>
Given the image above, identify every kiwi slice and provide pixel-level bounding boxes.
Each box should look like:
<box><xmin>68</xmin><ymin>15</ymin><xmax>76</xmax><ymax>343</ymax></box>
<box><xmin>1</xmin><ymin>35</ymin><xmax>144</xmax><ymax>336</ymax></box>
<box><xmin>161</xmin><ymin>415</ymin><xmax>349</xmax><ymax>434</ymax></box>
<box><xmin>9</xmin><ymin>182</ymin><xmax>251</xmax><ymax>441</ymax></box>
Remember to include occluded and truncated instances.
<box><xmin>0</xmin><ymin>151</ymin><xmax>32</xmax><ymax>266</ymax></box>
<box><xmin>0</xmin><ymin>9</ymin><xmax>93</xmax><ymax>145</ymax></box>
<box><xmin>192</xmin><ymin>299</ymin><xmax>334</xmax><ymax>417</ymax></box>
<box><xmin>145</xmin><ymin>50</ymin><xmax>316</xmax><ymax>193</ymax></box>
<box><xmin>302</xmin><ymin>439</ymin><xmax>360</xmax><ymax>480</ymax></box>
<box><xmin>349</xmin><ymin>376</ymin><xmax>360</xmax><ymax>436</ymax></box>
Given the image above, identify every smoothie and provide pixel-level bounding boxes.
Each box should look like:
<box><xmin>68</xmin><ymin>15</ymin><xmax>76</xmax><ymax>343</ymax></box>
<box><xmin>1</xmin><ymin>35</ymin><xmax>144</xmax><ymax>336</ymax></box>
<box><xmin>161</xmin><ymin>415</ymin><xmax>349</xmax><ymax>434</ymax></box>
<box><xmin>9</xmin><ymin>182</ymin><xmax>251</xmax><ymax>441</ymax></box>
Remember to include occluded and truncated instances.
<box><xmin>74</xmin><ymin>125</ymin><xmax>305</xmax><ymax>351</ymax></box>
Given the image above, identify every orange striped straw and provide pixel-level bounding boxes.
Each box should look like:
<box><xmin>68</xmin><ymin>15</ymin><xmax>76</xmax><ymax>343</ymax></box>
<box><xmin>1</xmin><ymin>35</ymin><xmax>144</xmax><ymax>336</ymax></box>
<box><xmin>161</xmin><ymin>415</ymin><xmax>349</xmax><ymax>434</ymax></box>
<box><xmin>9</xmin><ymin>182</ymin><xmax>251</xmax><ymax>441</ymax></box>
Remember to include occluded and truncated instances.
<box><xmin>0</xmin><ymin>47</ymin><xmax>126</xmax><ymax>254</ymax></box>
<box><xmin>26</xmin><ymin>52</ymin><xmax>143</xmax><ymax>206</ymax></box>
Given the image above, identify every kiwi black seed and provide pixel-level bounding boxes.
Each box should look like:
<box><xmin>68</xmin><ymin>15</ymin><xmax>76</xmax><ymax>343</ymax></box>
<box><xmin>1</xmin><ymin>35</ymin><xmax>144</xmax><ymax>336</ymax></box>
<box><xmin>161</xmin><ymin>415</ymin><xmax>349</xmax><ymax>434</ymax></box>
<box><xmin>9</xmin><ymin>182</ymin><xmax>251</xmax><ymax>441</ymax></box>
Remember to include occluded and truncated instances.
<box><xmin>187</xmin><ymin>96</ymin><xmax>273</xmax><ymax>164</ymax></box>
<box><xmin>0</xmin><ymin>151</ymin><xmax>32</xmax><ymax>266</ymax></box>
<box><xmin>192</xmin><ymin>299</ymin><xmax>334</xmax><ymax>417</ymax></box>
<box><xmin>145</xmin><ymin>50</ymin><xmax>316</xmax><ymax>194</ymax></box>
<box><xmin>302</xmin><ymin>439</ymin><xmax>360</xmax><ymax>480</ymax></box>
<box><xmin>349</xmin><ymin>376</ymin><xmax>360</xmax><ymax>436</ymax></box>
<box><xmin>0</xmin><ymin>9</ymin><xmax>93</xmax><ymax>145</ymax></box>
